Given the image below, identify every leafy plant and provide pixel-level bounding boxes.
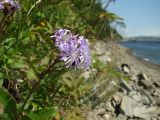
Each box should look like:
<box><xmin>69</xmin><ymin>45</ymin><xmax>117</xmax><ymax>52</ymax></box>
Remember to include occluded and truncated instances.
<box><xmin>0</xmin><ymin>0</ymin><xmax>123</xmax><ymax>119</ymax></box>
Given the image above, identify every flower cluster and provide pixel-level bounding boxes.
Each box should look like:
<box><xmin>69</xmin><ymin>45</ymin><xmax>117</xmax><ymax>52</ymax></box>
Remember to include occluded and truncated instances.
<box><xmin>51</xmin><ymin>29</ymin><xmax>91</xmax><ymax>69</ymax></box>
<box><xmin>0</xmin><ymin>0</ymin><xmax>20</xmax><ymax>14</ymax></box>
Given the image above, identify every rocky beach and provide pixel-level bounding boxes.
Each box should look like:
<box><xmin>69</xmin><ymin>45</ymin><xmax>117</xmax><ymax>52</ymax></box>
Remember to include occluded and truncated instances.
<box><xmin>87</xmin><ymin>41</ymin><xmax>160</xmax><ymax>120</ymax></box>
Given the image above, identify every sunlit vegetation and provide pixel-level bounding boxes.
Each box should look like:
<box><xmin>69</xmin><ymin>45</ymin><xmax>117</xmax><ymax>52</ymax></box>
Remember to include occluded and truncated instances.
<box><xmin>0</xmin><ymin>0</ymin><xmax>125</xmax><ymax>119</ymax></box>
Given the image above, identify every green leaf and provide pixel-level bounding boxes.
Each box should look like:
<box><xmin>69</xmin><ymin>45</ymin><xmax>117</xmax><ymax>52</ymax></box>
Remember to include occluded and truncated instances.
<box><xmin>0</xmin><ymin>87</ymin><xmax>17</xmax><ymax>120</ymax></box>
<box><xmin>23</xmin><ymin>107</ymin><xmax>57</xmax><ymax>120</ymax></box>
<box><xmin>62</xmin><ymin>79</ymin><xmax>73</xmax><ymax>88</ymax></box>
<box><xmin>12</xmin><ymin>61</ymin><xmax>28</xmax><ymax>69</ymax></box>
<box><xmin>0</xmin><ymin>73</ymin><xmax>4</xmax><ymax>86</ymax></box>
<box><xmin>8</xmin><ymin>59</ymin><xmax>28</xmax><ymax>69</ymax></box>
<box><xmin>26</xmin><ymin>69</ymin><xmax>38</xmax><ymax>80</ymax></box>
<box><xmin>41</xmin><ymin>56</ymin><xmax>49</xmax><ymax>66</ymax></box>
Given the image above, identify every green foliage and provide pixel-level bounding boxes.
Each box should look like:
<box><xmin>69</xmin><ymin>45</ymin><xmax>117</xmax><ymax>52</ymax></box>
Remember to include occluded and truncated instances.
<box><xmin>22</xmin><ymin>107</ymin><xmax>57</xmax><ymax>120</ymax></box>
<box><xmin>65</xmin><ymin>109</ymin><xmax>85</xmax><ymax>120</ymax></box>
<box><xmin>0</xmin><ymin>0</ymin><xmax>124</xmax><ymax>119</ymax></box>
<box><xmin>0</xmin><ymin>87</ymin><xmax>17</xmax><ymax>120</ymax></box>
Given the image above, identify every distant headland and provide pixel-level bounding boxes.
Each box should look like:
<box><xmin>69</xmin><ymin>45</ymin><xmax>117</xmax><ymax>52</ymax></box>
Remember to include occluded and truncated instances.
<box><xmin>123</xmin><ymin>36</ymin><xmax>160</xmax><ymax>41</ymax></box>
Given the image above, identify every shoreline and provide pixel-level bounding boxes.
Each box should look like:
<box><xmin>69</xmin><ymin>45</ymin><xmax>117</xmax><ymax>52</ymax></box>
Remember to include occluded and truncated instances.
<box><xmin>110</xmin><ymin>42</ymin><xmax>160</xmax><ymax>81</ymax></box>
<box><xmin>87</xmin><ymin>41</ymin><xmax>160</xmax><ymax>120</ymax></box>
<box><xmin>120</xmin><ymin>40</ymin><xmax>160</xmax><ymax>65</ymax></box>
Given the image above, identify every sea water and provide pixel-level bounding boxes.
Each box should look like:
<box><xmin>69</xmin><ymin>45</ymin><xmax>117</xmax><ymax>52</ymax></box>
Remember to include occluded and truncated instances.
<box><xmin>121</xmin><ymin>40</ymin><xmax>160</xmax><ymax>64</ymax></box>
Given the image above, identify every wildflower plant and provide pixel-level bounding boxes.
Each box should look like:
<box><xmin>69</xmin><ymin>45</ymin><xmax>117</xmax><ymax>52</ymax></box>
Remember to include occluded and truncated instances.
<box><xmin>0</xmin><ymin>1</ymin><xmax>92</xmax><ymax>117</ymax></box>
<box><xmin>0</xmin><ymin>0</ymin><xmax>121</xmax><ymax>119</ymax></box>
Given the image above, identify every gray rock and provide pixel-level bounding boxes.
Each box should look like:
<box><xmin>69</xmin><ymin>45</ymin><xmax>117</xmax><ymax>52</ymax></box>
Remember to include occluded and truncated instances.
<box><xmin>129</xmin><ymin>75</ymin><xmax>137</xmax><ymax>82</ymax></box>
<box><xmin>105</xmin><ymin>102</ymin><xmax>115</xmax><ymax>112</ymax></box>
<box><xmin>93</xmin><ymin>42</ymin><xmax>106</xmax><ymax>55</ymax></box>
<box><xmin>123</xmin><ymin>66</ymin><xmax>130</xmax><ymax>74</ymax></box>
<box><xmin>133</xmin><ymin>105</ymin><xmax>150</xmax><ymax>119</ymax></box>
<box><xmin>112</xmin><ymin>93</ymin><xmax>122</xmax><ymax>106</ymax></box>
<box><xmin>129</xmin><ymin>90</ymin><xmax>138</xmax><ymax>96</ymax></box>
<box><xmin>152</xmin><ymin>89</ymin><xmax>160</xmax><ymax>97</ymax></box>
<box><xmin>87</xmin><ymin>112</ymin><xmax>99</xmax><ymax>120</ymax></box>
<box><xmin>116</xmin><ymin>114</ymin><xmax>127</xmax><ymax>120</ymax></box>
<box><xmin>97</xmin><ymin>115</ymin><xmax>104</xmax><ymax>120</ymax></box>
<box><xmin>120</xmin><ymin>80</ymin><xmax>132</xmax><ymax>93</ymax></box>
<box><xmin>138</xmin><ymin>80</ymin><xmax>152</xmax><ymax>89</ymax></box>
<box><xmin>98</xmin><ymin>55</ymin><xmax>112</xmax><ymax>63</ymax></box>
<box><xmin>153</xmin><ymin>81</ymin><xmax>160</xmax><ymax>88</ymax></box>
<box><xmin>102</xmin><ymin>113</ymin><xmax>113</xmax><ymax>120</ymax></box>
<box><xmin>133</xmin><ymin>105</ymin><xmax>157</xmax><ymax>120</ymax></box>
<box><xmin>131</xmin><ymin>94</ymin><xmax>142</xmax><ymax>102</ymax></box>
<box><xmin>121</xmin><ymin>64</ymin><xmax>130</xmax><ymax>74</ymax></box>
<box><xmin>120</xmin><ymin>96</ymin><xmax>137</xmax><ymax>117</ymax></box>
<box><xmin>118</xmin><ymin>87</ymin><xmax>127</xmax><ymax>95</ymax></box>
<box><xmin>96</xmin><ymin>108</ymin><xmax>106</xmax><ymax>115</ymax></box>
<box><xmin>151</xmin><ymin>116</ymin><xmax>160</xmax><ymax>120</ymax></box>
<box><xmin>155</xmin><ymin>96</ymin><xmax>160</xmax><ymax>106</ymax></box>
<box><xmin>137</xmin><ymin>73</ymin><xmax>148</xmax><ymax>81</ymax></box>
<box><xmin>139</xmin><ymin>89</ymin><xmax>156</xmax><ymax>105</ymax></box>
<box><xmin>131</xmin><ymin>91</ymin><xmax>151</xmax><ymax>105</ymax></box>
<box><xmin>141</xmin><ymin>95</ymin><xmax>151</xmax><ymax>105</ymax></box>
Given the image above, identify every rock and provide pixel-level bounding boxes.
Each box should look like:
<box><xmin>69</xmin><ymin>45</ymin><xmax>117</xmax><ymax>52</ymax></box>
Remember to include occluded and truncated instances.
<box><xmin>131</xmin><ymin>89</ymin><xmax>151</xmax><ymax>105</ymax></box>
<box><xmin>87</xmin><ymin>112</ymin><xmax>99</xmax><ymax>120</ymax></box>
<box><xmin>102</xmin><ymin>113</ymin><xmax>113</xmax><ymax>120</ymax></box>
<box><xmin>116</xmin><ymin>114</ymin><xmax>127</xmax><ymax>120</ymax></box>
<box><xmin>138</xmin><ymin>80</ymin><xmax>152</xmax><ymax>89</ymax></box>
<box><xmin>105</xmin><ymin>101</ymin><xmax>115</xmax><ymax>113</ymax></box>
<box><xmin>129</xmin><ymin>90</ymin><xmax>138</xmax><ymax>96</ymax></box>
<box><xmin>118</xmin><ymin>87</ymin><xmax>127</xmax><ymax>95</ymax></box>
<box><xmin>87</xmin><ymin>111</ymin><xmax>105</xmax><ymax>120</ymax></box>
<box><xmin>120</xmin><ymin>96</ymin><xmax>137</xmax><ymax>117</ymax></box>
<box><xmin>122</xmin><ymin>66</ymin><xmax>130</xmax><ymax>74</ymax></box>
<box><xmin>152</xmin><ymin>89</ymin><xmax>160</xmax><ymax>97</ymax></box>
<box><xmin>98</xmin><ymin>55</ymin><xmax>112</xmax><ymax>63</ymax></box>
<box><xmin>97</xmin><ymin>115</ymin><xmax>104</xmax><ymax>120</ymax></box>
<box><xmin>139</xmin><ymin>89</ymin><xmax>156</xmax><ymax>105</ymax></box>
<box><xmin>96</xmin><ymin>108</ymin><xmax>106</xmax><ymax>115</ymax></box>
<box><xmin>155</xmin><ymin>96</ymin><xmax>160</xmax><ymax>106</ymax></box>
<box><xmin>133</xmin><ymin>105</ymin><xmax>157</xmax><ymax>120</ymax></box>
<box><xmin>129</xmin><ymin>75</ymin><xmax>137</xmax><ymax>82</ymax></box>
<box><xmin>121</xmin><ymin>64</ymin><xmax>130</xmax><ymax>74</ymax></box>
<box><xmin>133</xmin><ymin>105</ymin><xmax>150</xmax><ymax>119</ymax></box>
<box><xmin>141</xmin><ymin>95</ymin><xmax>151</xmax><ymax>105</ymax></box>
<box><xmin>112</xmin><ymin>93</ymin><xmax>122</xmax><ymax>106</ymax></box>
<box><xmin>120</xmin><ymin>80</ymin><xmax>132</xmax><ymax>93</ymax></box>
<box><xmin>153</xmin><ymin>81</ymin><xmax>160</xmax><ymax>88</ymax></box>
<box><xmin>131</xmin><ymin>94</ymin><xmax>142</xmax><ymax>102</ymax></box>
<box><xmin>93</xmin><ymin>41</ymin><xmax>107</xmax><ymax>55</ymax></box>
<box><xmin>137</xmin><ymin>73</ymin><xmax>148</xmax><ymax>81</ymax></box>
<box><xmin>151</xmin><ymin>116</ymin><xmax>160</xmax><ymax>120</ymax></box>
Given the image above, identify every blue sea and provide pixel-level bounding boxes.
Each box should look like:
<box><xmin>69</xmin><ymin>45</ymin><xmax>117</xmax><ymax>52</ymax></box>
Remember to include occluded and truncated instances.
<box><xmin>121</xmin><ymin>39</ymin><xmax>160</xmax><ymax>64</ymax></box>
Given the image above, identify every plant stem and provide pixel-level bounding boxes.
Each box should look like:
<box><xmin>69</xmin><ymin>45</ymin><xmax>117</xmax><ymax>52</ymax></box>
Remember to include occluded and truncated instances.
<box><xmin>16</xmin><ymin>58</ymin><xmax>59</xmax><ymax>120</ymax></box>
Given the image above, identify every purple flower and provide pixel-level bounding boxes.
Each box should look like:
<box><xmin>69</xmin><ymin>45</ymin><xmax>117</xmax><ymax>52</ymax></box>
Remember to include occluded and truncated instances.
<box><xmin>0</xmin><ymin>3</ymin><xmax>4</xmax><ymax>11</ymax></box>
<box><xmin>51</xmin><ymin>29</ymin><xmax>73</xmax><ymax>52</ymax></box>
<box><xmin>78</xmin><ymin>36</ymin><xmax>91</xmax><ymax>68</ymax></box>
<box><xmin>51</xmin><ymin>29</ymin><xmax>91</xmax><ymax>69</ymax></box>
<box><xmin>0</xmin><ymin>0</ymin><xmax>20</xmax><ymax>14</ymax></box>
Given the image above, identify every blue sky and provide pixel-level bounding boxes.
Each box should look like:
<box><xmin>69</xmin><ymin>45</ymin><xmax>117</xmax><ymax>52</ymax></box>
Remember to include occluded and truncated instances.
<box><xmin>107</xmin><ymin>0</ymin><xmax>160</xmax><ymax>37</ymax></box>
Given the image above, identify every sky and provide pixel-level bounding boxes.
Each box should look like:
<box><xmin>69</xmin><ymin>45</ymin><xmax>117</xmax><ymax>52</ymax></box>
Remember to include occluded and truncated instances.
<box><xmin>107</xmin><ymin>0</ymin><xmax>160</xmax><ymax>37</ymax></box>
